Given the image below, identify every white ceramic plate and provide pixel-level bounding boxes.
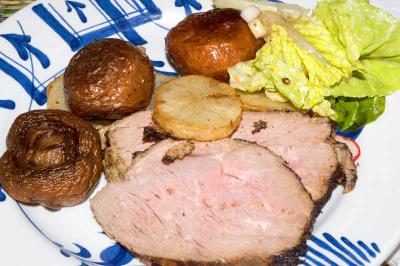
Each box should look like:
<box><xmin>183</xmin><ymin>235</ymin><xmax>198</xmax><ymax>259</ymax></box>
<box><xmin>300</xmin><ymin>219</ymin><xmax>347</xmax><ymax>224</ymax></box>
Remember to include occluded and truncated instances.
<box><xmin>0</xmin><ymin>0</ymin><xmax>400</xmax><ymax>265</ymax></box>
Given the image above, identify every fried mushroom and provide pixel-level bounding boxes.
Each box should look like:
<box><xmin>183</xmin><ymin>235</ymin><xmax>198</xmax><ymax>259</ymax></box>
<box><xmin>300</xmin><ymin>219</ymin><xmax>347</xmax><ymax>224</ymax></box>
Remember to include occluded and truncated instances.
<box><xmin>64</xmin><ymin>38</ymin><xmax>155</xmax><ymax>120</ymax></box>
<box><xmin>0</xmin><ymin>109</ymin><xmax>102</xmax><ymax>209</ymax></box>
<box><xmin>166</xmin><ymin>8</ymin><xmax>265</xmax><ymax>81</ymax></box>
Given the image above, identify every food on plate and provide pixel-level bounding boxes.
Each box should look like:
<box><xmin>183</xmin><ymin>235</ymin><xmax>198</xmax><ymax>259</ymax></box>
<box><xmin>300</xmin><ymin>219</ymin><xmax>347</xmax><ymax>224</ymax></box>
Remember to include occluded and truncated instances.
<box><xmin>166</xmin><ymin>8</ymin><xmax>264</xmax><ymax>81</ymax></box>
<box><xmin>47</xmin><ymin>75</ymin><xmax>70</xmax><ymax>111</ymax></box>
<box><xmin>48</xmin><ymin>72</ymin><xmax>175</xmax><ymax>114</ymax></box>
<box><xmin>161</xmin><ymin>140</ymin><xmax>195</xmax><ymax>165</ymax></box>
<box><xmin>232</xmin><ymin>111</ymin><xmax>356</xmax><ymax>208</ymax></box>
<box><xmin>103</xmin><ymin>110</ymin><xmax>169</xmax><ymax>182</ymax></box>
<box><xmin>218</xmin><ymin>0</ymin><xmax>400</xmax><ymax>132</ymax></box>
<box><xmin>213</xmin><ymin>0</ymin><xmax>310</xmax><ymax>18</ymax></box>
<box><xmin>154</xmin><ymin>73</ymin><xmax>177</xmax><ymax>89</ymax></box>
<box><xmin>92</xmin><ymin>139</ymin><xmax>315</xmax><ymax>265</ymax></box>
<box><xmin>335</xmin><ymin>142</ymin><xmax>357</xmax><ymax>193</ymax></box>
<box><xmin>153</xmin><ymin>75</ymin><xmax>242</xmax><ymax>141</ymax></box>
<box><xmin>237</xmin><ymin>89</ymin><xmax>296</xmax><ymax>111</ymax></box>
<box><xmin>47</xmin><ymin>71</ymin><xmax>175</xmax><ymax>150</ymax></box>
<box><xmin>64</xmin><ymin>38</ymin><xmax>155</xmax><ymax>120</ymax></box>
<box><xmin>0</xmin><ymin>109</ymin><xmax>102</xmax><ymax>209</ymax></box>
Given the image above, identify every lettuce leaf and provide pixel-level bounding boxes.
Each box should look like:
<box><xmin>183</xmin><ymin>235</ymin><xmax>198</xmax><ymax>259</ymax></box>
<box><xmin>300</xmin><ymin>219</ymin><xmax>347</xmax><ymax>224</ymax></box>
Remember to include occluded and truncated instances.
<box><xmin>329</xmin><ymin>70</ymin><xmax>385</xmax><ymax>98</ymax></box>
<box><xmin>228</xmin><ymin>0</ymin><xmax>400</xmax><ymax>132</ymax></box>
<box><xmin>330</xmin><ymin>96</ymin><xmax>385</xmax><ymax>131</ymax></box>
<box><xmin>291</xmin><ymin>15</ymin><xmax>356</xmax><ymax>75</ymax></box>
<box><xmin>315</xmin><ymin>0</ymin><xmax>400</xmax><ymax>61</ymax></box>
<box><xmin>229</xmin><ymin>25</ymin><xmax>341</xmax><ymax>118</ymax></box>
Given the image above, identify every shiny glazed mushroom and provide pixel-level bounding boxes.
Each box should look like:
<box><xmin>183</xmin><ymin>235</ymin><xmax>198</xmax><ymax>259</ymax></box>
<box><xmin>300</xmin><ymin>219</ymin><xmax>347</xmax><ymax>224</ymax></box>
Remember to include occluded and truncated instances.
<box><xmin>166</xmin><ymin>8</ymin><xmax>265</xmax><ymax>82</ymax></box>
<box><xmin>0</xmin><ymin>109</ymin><xmax>102</xmax><ymax>209</ymax></box>
<box><xmin>64</xmin><ymin>38</ymin><xmax>155</xmax><ymax>120</ymax></box>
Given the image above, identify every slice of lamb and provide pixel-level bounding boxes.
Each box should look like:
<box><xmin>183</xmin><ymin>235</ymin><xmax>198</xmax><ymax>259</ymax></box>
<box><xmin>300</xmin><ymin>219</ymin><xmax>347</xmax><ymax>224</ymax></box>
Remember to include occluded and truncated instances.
<box><xmin>103</xmin><ymin>111</ymin><xmax>170</xmax><ymax>182</ymax></box>
<box><xmin>232</xmin><ymin>111</ymin><xmax>349</xmax><ymax>209</ymax></box>
<box><xmin>91</xmin><ymin>139</ymin><xmax>315</xmax><ymax>265</ymax></box>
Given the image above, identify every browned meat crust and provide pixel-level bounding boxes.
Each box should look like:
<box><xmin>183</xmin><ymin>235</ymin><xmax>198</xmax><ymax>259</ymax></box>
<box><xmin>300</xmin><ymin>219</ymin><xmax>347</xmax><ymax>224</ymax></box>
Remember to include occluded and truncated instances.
<box><xmin>313</xmin><ymin>164</ymin><xmax>344</xmax><ymax>215</ymax></box>
<box><xmin>335</xmin><ymin>143</ymin><xmax>357</xmax><ymax>193</ymax></box>
<box><xmin>143</xmin><ymin>126</ymin><xmax>172</xmax><ymax>143</ymax></box>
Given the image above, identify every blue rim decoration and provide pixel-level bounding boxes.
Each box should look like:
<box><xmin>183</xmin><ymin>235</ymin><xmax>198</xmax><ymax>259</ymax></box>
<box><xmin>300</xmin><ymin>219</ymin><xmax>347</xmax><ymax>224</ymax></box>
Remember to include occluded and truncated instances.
<box><xmin>336</xmin><ymin>127</ymin><xmax>364</xmax><ymax>140</ymax></box>
<box><xmin>0</xmin><ymin>185</ymin><xmax>6</xmax><ymax>202</ymax></box>
<box><xmin>0</xmin><ymin>0</ymin><xmax>381</xmax><ymax>265</ymax></box>
<box><xmin>305</xmin><ymin>233</ymin><xmax>380</xmax><ymax>266</ymax></box>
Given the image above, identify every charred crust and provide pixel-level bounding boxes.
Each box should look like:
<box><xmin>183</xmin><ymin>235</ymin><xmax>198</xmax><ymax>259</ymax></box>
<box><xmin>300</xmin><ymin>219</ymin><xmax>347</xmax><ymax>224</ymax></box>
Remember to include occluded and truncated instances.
<box><xmin>252</xmin><ymin>120</ymin><xmax>267</xmax><ymax>134</ymax></box>
<box><xmin>269</xmin><ymin>240</ymin><xmax>308</xmax><ymax>266</ymax></box>
<box><xmin>161</xmin><ymin>141</ymin><xmax>195</xmax><ymax>165</ymax></box>
<box><xmin>104</xmin><ymin>131</ymin><xmax>111</xmax><ymax>147</ymax></box>
<box><xmin>143</xmin><ymin>126</ymin><xmax>171</xmax><ymax>142</ymax></box>
<box><xmin>313</xmin><ymin>163</ymin><xmax>343</xmax><ymax>215</ymax></box>
<box><xmin>134</xmin><ymin>230</ymin><xmax>313</xmax><ymax>266</ymax></box>
<box><xmin>270</xmin><ymin>195</ymin><xmax>318</xmax><ymax>266</ymax></box>
<box><xmin>162</xmin><ymin>155</ymin><xmax>175</xmax><ymax>165</ymax></box>
<box><xmin>333</xmin><ymin>142</ymin><xmax>358</xmax><ymax>193</ymax></box>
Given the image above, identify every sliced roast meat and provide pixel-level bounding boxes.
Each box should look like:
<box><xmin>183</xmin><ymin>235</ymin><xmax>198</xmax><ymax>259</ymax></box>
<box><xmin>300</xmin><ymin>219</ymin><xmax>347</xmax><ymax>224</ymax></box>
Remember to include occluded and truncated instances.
<box><xmin>103</xmin><ymin>111</ymin><xmax>169</xmax><ymax>182</ymax></box>
<box><xmin>335</xmin><ymin>142</ymin><xmax>357</xmax><ymax>193</ymax></box>
<box><xmin>92</xmin><ymin>139</ymin><xmax>315</xmax><ymax>265</ymax></box>
<box><xmin>232</xmin><ymin>111</ymin><xmax>356</xmax><ymax>207</ymax></box>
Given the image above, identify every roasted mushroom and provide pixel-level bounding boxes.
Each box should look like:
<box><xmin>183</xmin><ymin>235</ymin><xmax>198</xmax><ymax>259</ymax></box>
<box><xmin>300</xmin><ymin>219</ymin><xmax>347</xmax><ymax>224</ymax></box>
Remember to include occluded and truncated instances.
<box><xmin>64</xmin><ymin>38</ymin><xmax>155</xmax><ymax>120</ymax></box>
<box><xmin>0</xmin><ymin>109</ymin><xmax>102</xmax><ymax>209</ymax></box>
<box><xmin>166</xmin><ymin>8</ymin><xmax>265</xmax><ymax>82</ymax></box>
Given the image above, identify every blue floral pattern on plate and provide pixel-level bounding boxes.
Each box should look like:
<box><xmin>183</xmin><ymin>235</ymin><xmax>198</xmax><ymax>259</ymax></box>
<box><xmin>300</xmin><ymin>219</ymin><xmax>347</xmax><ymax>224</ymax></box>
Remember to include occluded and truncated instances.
<box><xmin>57</xmin><ymin>241</ymin><xmax>134</xmax><ymax>266</ymax></box>
<box><xmin>66</xmin><ymin>1</ymin><xmax>88</xmax><ymax>23</ymax></box>
<box><xmin>305</xmin><ymin>233</ymin><xmax>380</xmax><ymax>266</ymax></box>
<box><xmin>175</xmin><ymin>0</ymin><xmax>202</xmax><ymax>15</ymax></box>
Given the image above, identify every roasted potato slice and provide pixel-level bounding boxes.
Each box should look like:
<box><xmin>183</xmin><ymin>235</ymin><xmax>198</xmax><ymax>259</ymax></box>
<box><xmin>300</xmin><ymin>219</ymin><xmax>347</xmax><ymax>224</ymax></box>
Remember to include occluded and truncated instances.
<box><xmin>237</xmin><ymin>90</ymin><xmax>296</xmax><ymax>111</ymax></box>
<box><xmin>153</xmin><ymin>75</ymin><xmax>242</xmax><ymax>141</ymax></box>
<box><xmin>46</xmin><ymin>75</ymin><xmax>70</xmax><ymax>111</ymax></box>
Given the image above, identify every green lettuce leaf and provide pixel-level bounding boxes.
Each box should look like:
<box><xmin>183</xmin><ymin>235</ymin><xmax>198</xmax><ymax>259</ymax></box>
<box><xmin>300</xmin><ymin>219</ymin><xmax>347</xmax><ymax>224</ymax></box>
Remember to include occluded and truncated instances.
<box><xmin>228</xmin><ymin>0</ymin><xmax>400</xmax><ymax>131</ymax></box>
<box><xmin>229</xmin><ymin>25</ymin><xmax>341</xmax><ymax>118</ymax></box>
<box><xmin>330</xmin><ymin>96</ymin><xmax>385</xmax><ymax>131</ymax></box>
<box><xmin>291</xmin><ymin>15</ymin><xmax>356</xmax><ymax>75</ymax></box>
<box><xmin>315</xmin><ymin>0</ymin><xmax>400</xmax><ymax>61</ymax></box>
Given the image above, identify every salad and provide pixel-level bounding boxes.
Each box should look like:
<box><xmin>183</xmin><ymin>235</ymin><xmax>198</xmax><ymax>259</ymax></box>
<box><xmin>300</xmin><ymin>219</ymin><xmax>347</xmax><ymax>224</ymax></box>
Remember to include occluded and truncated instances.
<box><xmin>225</xmin><ymin>0</ymin><xmax>400</xmax><ymax>131</ymax></box>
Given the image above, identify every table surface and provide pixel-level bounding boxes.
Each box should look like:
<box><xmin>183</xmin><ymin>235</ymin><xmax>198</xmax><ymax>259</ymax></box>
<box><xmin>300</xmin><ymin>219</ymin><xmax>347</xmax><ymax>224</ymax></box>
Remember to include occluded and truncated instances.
<box><xmin>0</xmin><ymin>0</ymin><xmax>400</xmax><ymax>265</ymax></box>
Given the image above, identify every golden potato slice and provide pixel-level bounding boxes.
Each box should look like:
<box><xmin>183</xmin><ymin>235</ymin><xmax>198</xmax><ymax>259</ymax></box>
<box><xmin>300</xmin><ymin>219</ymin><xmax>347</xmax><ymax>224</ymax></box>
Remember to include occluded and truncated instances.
<box><xmin>153</xmin><ymin>75</ymin><xmax>242</xmax><ymax>141</ymax></box>
<box><xmin>237</xmin><ymin>90</ymin><xmax>297</xmax><ymax>111</ymax></box>
<box><xmin>46</xmin><ymin>75</ymin><xmax>70</xmax><ymax>111</ymax></box>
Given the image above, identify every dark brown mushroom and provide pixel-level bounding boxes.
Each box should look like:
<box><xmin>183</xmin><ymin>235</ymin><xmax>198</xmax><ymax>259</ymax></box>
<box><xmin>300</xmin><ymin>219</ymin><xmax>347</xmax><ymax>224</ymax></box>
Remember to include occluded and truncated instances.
<box><xmin>166</xmin><ymin>8</ymin><xmax>265</xmax><ymax>82</ymax></box>
<box><xmin>64</xmin><ymin>38</ymin><xmax>155</xmax><ymax>120</ymax></box>
<box><xmin>0</xmin><ymin>109</ymin><xmax>102</xmax><ymax>209</ymax></box>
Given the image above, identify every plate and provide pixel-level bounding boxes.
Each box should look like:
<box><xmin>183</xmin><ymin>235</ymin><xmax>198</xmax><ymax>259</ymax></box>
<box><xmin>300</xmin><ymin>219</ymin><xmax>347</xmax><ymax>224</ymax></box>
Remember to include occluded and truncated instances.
<box><xmin>0</xmin><ymin>0</ymin><xmax>399</xmax><ymax>265</ymax></box>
